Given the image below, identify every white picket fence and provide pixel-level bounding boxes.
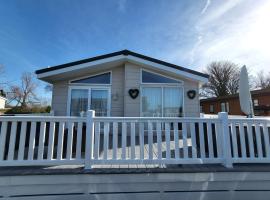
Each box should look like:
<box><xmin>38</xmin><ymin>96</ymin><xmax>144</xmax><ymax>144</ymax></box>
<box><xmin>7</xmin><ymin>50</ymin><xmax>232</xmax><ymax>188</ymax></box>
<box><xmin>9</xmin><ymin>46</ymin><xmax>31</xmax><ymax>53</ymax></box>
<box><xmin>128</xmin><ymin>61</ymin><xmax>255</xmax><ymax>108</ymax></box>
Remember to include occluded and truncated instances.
<box><xmin>0</xmin><ymin>111</ymin><xmax>270</xmax><ymax>169</ymax></box>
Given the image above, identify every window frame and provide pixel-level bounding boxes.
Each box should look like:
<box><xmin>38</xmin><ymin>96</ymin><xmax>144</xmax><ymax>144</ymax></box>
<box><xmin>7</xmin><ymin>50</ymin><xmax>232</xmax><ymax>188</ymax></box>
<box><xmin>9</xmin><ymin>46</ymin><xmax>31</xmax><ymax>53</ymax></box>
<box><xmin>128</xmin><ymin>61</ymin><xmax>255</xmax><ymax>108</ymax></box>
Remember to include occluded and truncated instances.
<box><xmin>253</xmin><ymin>99</ymin><xmax>259</xmax><ymax>106</ymax></box>
<box><xmin>209</xmin><ymin>104</ymin><xmax>214</xmax><ymax>113</ymax></box>
<box><xmin>69</xmin><ymin>71</ymin><xmax>112</xmax><ymax>85</ymax></box>
<box><xmin>67</xmin><ymin>85</ymin><xmax>111</xmax><ymax>116</ymax></box>
<box><xmin>221</xmin><ymin>102</ymin><xmax>229</xmax><ymax>113</ymax></box>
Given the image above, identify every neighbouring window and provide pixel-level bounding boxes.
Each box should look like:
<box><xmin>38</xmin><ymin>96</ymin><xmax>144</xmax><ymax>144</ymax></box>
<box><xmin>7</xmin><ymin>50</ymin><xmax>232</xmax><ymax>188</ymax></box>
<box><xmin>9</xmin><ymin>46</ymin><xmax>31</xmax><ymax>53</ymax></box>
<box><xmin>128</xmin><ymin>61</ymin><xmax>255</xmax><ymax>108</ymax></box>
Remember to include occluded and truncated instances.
<box><xmin>69</xmin><ymin>88</ymin><xmax>110</xmax><ymax>117</ymax></box>
<box><xmin>71</xmin><ymin>72</ymin><xmax>111</xmax><ymax>84</ymax></box>
<box><xmin>221</xmin><ymin>102</ymin><xmax>229</xmax><ymax>112</ymax></box>
<box><xmin>253</xmin><ymin>99</ymin><xmax>259</xmax><ymax>106</ymax></box>
<box><xmin>141</xmin><ymin>87</ymin><xmax>183</xmax><ymax>117</ymax></box>
<box><xmin>209</xmin><ymin>104</ymin><xmax>214</xmax><ymax>113</ymax></box>
<box><xmin>142</xmin><ymin>70</ymin><xmax>181</xmax><ymax>84</ymax></box>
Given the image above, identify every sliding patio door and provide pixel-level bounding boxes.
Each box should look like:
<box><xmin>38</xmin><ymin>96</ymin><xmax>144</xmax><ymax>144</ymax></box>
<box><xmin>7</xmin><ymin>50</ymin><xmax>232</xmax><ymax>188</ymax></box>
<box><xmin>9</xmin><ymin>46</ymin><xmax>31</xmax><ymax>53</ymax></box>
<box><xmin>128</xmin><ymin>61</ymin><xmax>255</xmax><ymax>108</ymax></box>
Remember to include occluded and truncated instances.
<box><xmin>163</xmin><ymin>87</ymin><xmax>183</xmax><ymax>117</ymax></box>
<box><xmin>69</xmin><ymin>87</ymin><xmax>110</xmax><ymax>117</ymax></box>
<box><xmin>141</xmin><ymin>87</ymin><xmax>183</xmax><ymax>117</ymax></box>
<box><xmin>141</xmin><ymin>87</ymin><xmax>162</xmax><ymax>117</ymax></box>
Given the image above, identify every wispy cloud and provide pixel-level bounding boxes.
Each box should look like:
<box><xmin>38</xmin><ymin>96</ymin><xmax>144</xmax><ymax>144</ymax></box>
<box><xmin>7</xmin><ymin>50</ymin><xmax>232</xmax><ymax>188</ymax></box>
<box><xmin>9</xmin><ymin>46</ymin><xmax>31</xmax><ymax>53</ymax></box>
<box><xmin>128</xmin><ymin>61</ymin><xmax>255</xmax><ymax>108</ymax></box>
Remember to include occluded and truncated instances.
<box><xmin>191</xmin><ymin>0</ymin><xmax>270</xmax><ymax>72</ymax></box>
<box><xmin>161</xmin><ymin>0</ymin><xmax>270</xmax><ymax>74</ymax></box>
<box><xmin>199</xmin><ymin>0</ymin><xmax>243</xmax><ymax>25</ymax></box>
<box><xmin>189</xmin><ymin>35</ymin><xmax>203</xmax><ymax>64</ymax></box>
<box><xmin>201</xmin><ymin>0</ymin><xmax>211</xmax><ymax>15</ymax></box>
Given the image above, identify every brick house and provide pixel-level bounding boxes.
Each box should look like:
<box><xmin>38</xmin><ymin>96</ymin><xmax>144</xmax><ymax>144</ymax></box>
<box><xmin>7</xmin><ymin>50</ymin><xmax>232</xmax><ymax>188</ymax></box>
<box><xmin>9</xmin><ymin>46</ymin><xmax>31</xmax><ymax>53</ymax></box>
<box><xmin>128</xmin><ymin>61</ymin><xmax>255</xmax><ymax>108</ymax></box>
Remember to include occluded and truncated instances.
<box><xmin>200</xmin><ymin>88</ymin><xmax>270</xmax><ymax>116</ymax></box>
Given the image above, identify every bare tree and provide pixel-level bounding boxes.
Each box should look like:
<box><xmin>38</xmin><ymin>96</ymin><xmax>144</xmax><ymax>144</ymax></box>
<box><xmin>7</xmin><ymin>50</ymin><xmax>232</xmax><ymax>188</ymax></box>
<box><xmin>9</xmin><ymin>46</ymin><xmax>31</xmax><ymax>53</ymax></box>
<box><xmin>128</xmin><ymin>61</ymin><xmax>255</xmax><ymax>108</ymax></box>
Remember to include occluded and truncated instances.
<box><xmin>201</xmin><ymin>61</ymin><xmax>240</xmax><ymax>97</ymax></box>
<box><xmin>255</xmin><ymin>70</ymin><xmax>270</xmax><ymax>89</ymax></box>
<box><xmin>8</xmin><ymin>72</ymin><xmax>39</xmax><ymax>107</ymax></box>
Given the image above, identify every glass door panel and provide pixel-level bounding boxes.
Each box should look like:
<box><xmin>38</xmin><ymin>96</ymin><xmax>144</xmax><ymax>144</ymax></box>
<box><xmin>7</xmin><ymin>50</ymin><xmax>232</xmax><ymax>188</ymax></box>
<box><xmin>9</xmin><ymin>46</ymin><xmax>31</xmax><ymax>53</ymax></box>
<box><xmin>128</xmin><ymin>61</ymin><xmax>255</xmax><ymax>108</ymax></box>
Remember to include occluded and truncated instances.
<box><xmin>163</xmin><ymin>87</ymin><xmax>183</xmax><ymax>117</ymax></box>
<box><xmin>70</xmin><ymin>89</ymin><xmax>88</xmax><ymax>116</ymax></box>
<box><xmin>90</xmin><ymin>89</ymin><xmax>109</xmax><ymax>116</ymax></box>
<box><xmin>141</xmin><ymin>87</ymin><xmax>162</xmax><ymax>117</ymax></box>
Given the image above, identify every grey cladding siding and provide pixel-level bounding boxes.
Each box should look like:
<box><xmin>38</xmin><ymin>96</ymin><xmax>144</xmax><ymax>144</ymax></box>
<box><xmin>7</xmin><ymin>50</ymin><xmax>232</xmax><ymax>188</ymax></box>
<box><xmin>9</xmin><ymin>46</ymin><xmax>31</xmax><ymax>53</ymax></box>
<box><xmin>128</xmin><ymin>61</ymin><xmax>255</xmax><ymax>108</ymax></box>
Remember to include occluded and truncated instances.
<box><xmin>51</xmin><ymin>63</ymin><xmax>200</xmax><ymax>117</ymax></box>
<box><xmin>52</xmin><ymin>81</ymin><xmax>69</xmax><ymax>116</ymax></box>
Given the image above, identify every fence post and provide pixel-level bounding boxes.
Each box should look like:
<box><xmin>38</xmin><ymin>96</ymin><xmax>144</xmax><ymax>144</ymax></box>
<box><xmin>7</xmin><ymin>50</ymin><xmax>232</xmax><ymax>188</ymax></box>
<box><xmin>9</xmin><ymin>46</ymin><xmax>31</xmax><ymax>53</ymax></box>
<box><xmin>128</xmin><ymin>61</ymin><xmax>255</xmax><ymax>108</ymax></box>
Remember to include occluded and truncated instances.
<box><xmin>218</xmin><ymin>112</ymin><xmax>233</xmax><ymax>168</ymax></box>
<box><xmin>85</xmin><ymin>110</ymin><xmax>95</xmax><ymax>169</ymax></box>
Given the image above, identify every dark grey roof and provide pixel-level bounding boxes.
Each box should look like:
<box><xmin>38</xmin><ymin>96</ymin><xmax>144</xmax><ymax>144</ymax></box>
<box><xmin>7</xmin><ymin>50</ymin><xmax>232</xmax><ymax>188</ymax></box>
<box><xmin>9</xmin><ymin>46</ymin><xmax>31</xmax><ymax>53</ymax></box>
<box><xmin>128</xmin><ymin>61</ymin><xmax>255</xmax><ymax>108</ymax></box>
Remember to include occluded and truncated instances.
<box><xmin>35</xmin><ymin>50</ymin><xmax>209</xmax><ymax>79</ymax></box>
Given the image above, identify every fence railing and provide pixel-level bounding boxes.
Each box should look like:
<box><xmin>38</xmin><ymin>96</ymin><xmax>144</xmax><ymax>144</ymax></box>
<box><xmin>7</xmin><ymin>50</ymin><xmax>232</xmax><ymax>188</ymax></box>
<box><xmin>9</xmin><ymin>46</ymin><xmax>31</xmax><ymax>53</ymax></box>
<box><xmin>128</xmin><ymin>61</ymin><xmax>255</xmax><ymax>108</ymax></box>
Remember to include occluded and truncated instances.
<box><xmin>0</xmin><ymin>116</ymin><xmax>86</xmax><ymax>166</ymax></box>
<box><xmin>0</xmin><ymin>111</ymin><xmax>270</xmax><ymax>169</ymax></box>
<box><xmin>91</xmin><ymin>115</ymin><xmax>225</xmax><ymax>166</ymax></box>
<box><xmin>228</xmin><ymin>118</ymin><xmax>270</xmax><ymax>163</ymax></box>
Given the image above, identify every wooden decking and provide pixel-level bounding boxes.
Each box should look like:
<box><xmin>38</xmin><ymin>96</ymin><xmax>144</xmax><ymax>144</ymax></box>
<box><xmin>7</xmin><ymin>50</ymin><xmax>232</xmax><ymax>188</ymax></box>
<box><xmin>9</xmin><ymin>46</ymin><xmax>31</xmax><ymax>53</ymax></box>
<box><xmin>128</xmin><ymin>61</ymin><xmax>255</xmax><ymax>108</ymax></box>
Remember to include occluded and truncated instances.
<box><xmin>2</xmin><ymin>163</ymin><xmax>270</xmax><ymax>176</ymax></box>
<box><xmin>2</xmin><ymin>165</ymin><xmax>270</xmax><ymax>200</ymax></box>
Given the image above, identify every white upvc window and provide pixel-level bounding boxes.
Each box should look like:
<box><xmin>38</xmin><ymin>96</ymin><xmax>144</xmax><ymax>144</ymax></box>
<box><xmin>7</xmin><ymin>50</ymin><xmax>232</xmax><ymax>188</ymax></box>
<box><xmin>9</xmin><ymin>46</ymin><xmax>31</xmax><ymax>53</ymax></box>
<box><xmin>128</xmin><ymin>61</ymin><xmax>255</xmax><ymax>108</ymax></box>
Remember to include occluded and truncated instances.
<box><xmin>253</xmin><ymin>99</ymin><xmax>259</xmax><ymax>106</ymax></box>
<box><xmin>209</xmin><ymin>104</ymin><xmax>214</xmax><ymax>113</ymax></box>
<box><xmin>221</xmin><ymin>102</ymin><xmax>229</xmax><ymax>113</ymax></box>
<box><xmin>140</xmin><ymin>69</ymin><xmax>184</xmax><ymax>117</ymax></box>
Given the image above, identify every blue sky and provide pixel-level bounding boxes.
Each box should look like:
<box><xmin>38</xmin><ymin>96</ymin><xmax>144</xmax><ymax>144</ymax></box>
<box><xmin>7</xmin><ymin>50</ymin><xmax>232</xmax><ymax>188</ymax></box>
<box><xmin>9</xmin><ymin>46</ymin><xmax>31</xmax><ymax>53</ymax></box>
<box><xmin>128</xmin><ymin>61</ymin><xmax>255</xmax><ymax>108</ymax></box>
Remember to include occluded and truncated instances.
<box><xmin>0</xmin><ymin>0</ymin><xmax>270</xmax><ymax>102</ymax></box>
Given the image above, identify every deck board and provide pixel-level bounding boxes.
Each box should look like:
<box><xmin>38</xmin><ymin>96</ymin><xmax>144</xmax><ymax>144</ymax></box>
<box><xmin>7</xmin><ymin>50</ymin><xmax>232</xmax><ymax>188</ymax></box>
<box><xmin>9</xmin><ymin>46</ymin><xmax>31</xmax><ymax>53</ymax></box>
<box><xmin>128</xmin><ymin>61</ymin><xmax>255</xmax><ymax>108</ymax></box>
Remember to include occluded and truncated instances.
<box><xmin>1</xmin><ymin>163</ymin><xmax>270</xmax><ymax>176</ymax></box>
<box><xmin>87</xmin><ymin>135</ymin><xmax>195</xmax><ymax>169</ymax></box>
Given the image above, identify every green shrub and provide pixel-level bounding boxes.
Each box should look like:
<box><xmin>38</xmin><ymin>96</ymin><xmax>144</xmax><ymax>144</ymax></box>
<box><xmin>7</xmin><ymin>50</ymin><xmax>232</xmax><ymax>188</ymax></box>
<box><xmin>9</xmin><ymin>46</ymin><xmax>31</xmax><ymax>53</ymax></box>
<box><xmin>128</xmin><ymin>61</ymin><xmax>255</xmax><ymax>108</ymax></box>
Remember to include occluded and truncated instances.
<box><xmin>5</xmin><ymin>106</ymin><xmax>51</xmax><ymax>114</ymax></box>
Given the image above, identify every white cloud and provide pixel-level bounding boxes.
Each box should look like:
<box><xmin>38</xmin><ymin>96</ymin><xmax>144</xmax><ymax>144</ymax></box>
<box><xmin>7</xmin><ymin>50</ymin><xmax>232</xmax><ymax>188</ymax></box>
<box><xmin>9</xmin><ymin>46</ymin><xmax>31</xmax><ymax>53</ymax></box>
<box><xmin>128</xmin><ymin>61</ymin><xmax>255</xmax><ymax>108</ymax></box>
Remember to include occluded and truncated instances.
<box><xmin>199</xmin><ymin>0</ymin><xmax>243</xmax><ymax>25</ymax></box>
<box><xmin>189</xmin><ymin>35</ymin><xmax>203</xmax><ymax>64</ymax></box>
<box><xmin>197</xmin><ymin>1</ymin><xmax>270</xmax><ymax>72</ymax></box>
<box><xmin>201</xmin><ymin>0</ymin><xmax>211</xmax><ymax>15</ymax></box>
<box><xmin>165</xmin><ymin>0</ymin><xmax>270</xmax><ymax>74</ymax></box>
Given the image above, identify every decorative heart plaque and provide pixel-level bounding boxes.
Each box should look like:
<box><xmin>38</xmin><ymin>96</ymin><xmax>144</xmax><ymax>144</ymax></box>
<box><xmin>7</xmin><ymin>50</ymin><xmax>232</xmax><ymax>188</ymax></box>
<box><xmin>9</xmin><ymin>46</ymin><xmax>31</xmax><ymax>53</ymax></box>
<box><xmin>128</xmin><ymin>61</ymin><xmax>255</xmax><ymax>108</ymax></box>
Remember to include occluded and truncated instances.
<box><xmin>187</xmin><ymin>90</ymin><xmax>196</xmax><ymax>99</ymax></box>
<box><xmin>128</xmin><ymin>89</ymin><xmax>139</xmax><ymax>99</ymax></box>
